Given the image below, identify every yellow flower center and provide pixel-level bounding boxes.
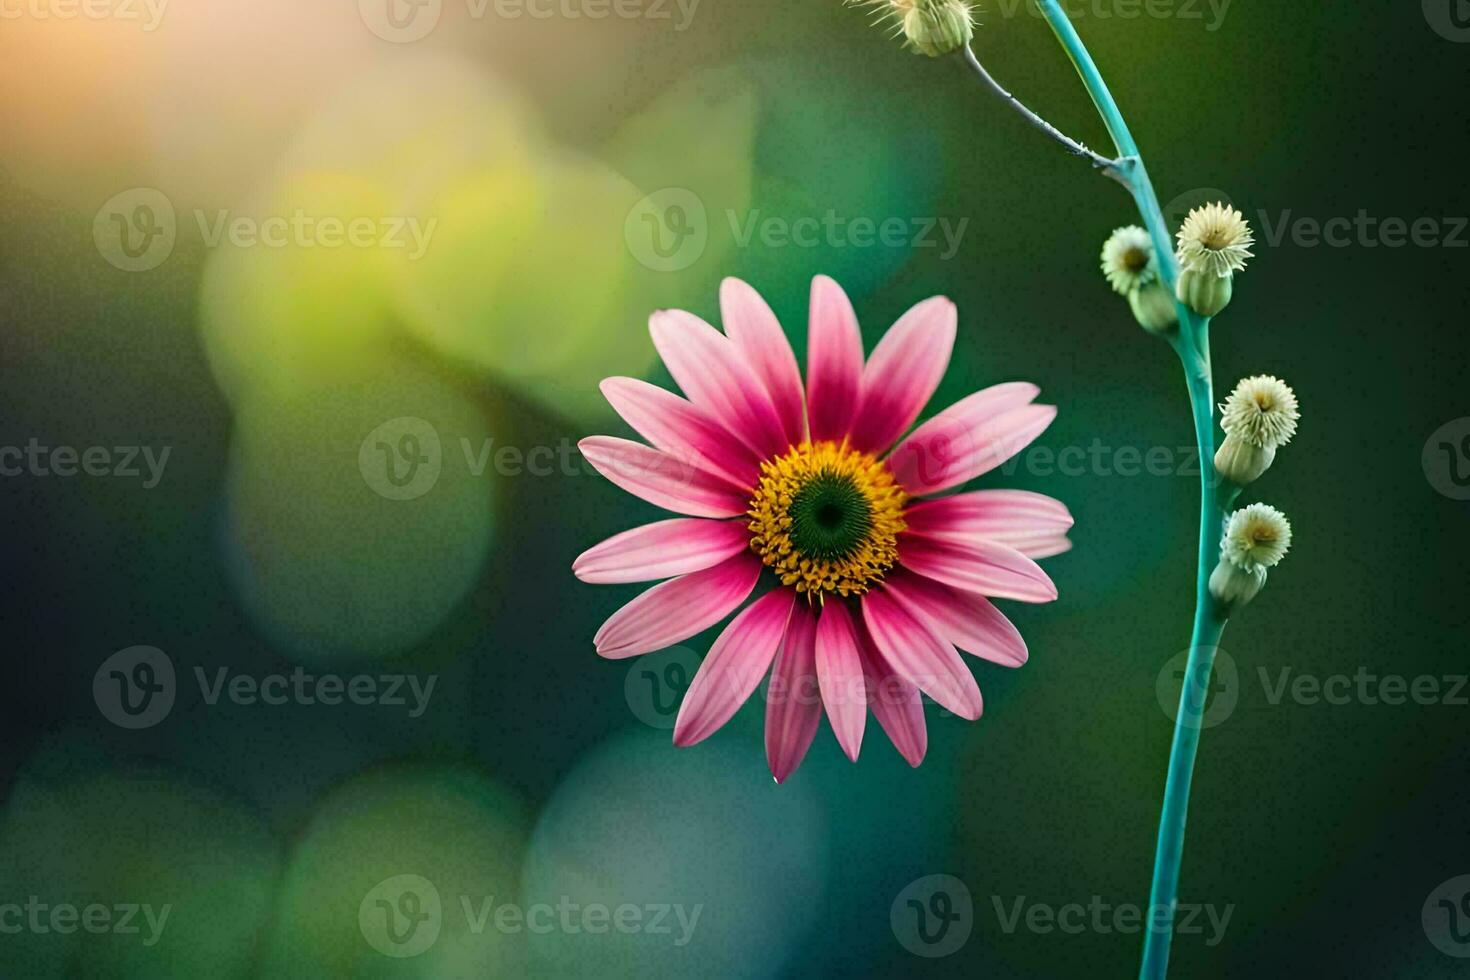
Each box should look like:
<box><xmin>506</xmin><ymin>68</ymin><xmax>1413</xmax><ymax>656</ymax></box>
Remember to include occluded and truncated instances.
<box><xmin>747</xmin><ymin>441</ymin><xmax>908</xmax><ymax>599</ymax></box>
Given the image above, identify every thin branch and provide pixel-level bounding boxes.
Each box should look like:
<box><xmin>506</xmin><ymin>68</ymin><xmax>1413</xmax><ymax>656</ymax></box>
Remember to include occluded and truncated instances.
<box><xmin>960</xmin><ymin>43</ymin><xmax>1130</xmax><ymax>188</ymax></box>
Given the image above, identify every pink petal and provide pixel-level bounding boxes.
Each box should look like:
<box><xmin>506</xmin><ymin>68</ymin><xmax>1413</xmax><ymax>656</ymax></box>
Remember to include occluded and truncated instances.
<box><xmin>882</xmin><ymin>570</ymin><xmax>1028</xmax><ymax>667</ymax></box>
<box><xmin>904</xmin><ymin>490</ymin><xmax>1075</xmax><ymax>558</ymax></box>
<box><xmin>764</xmin><ymin>601</ymin><xmax>822</xmax><ymax>783</ymax></box>
<box><xmin>886</xmin><ymin>385</ymin><xmax>1053</xmax><ymax>495</ymax></box>
<box><xmin>1016</xmin><ymin>536</ymin><xmax>1073</xmax><ymax>559</ymax></box>
<box><xmin>806</xmin><ymin>275</ymin><xmax>865</xmax><ymax>443</ymax></box>
<box><xmin>579</xmin><ymin>436</ymin><xmax>749</xmax><ymax>518</ymax></box>
<box><xmin>861</xmin><ymin>587</ymin><xmax>983</xmax><ymax>721</ymax></box>
<box><xmin>815</xmin><ymin>599</ymin><xmax>867</xmax><ymax>762</ymax></box>
<box><xmin>674</xmin><ymin>588</ymin><xmax>797</xmax><ymax>747</ymax></box>
<box><xmin>593</xmin><ymin>552</ymin><xmax>762</xmax><ymax>659</ymax></box>
<box><xmin>573</xmin><ymin>518</ymin><xmax>751</xmax><ymax>584</ymax></box>
<box><xmin>847</xmin><ymin>296</ymin><xmax>957</xmax><ymax>454</ymax></box>
<box><xmin>720</xmin><ymin>278</ymin><xmax>806</xmax><ymax>446</ymax></box>
<box><xmin>600</xmin><ymin>377</ymin><xmax>760</xmax><ymax>490</ymax></box>
<box><xmin>856</xmin><ymin>621</ymin><xmax>927</xmax><ymax>767</ymax></box>
<box><xmin>650</xmin><ymin>310</ymin><xmax>789</xmax><ymax>460</ymax></box>
<box><xmin>898</xmin><ymin>534</ymin><xmax>1058</xmax><ymax>603</ymax></box>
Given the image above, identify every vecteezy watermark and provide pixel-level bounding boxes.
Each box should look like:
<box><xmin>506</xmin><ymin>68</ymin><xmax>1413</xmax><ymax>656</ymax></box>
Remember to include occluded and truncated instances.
<box><xmin>358</xmin><ymin>876</ymin><xmax>702</xmax><ymax>959</ymax></box>
<box><xmin>93</xmin><ymin>646</ymin><xmax>437</xmax><ymax>729</ymax></box>
<box><xmin>358</xmin><ymin>418</ymin><xmax>681</xmax><ymax>501</ymax></box>
<box><xmin>624</xmin><ymin>188</ymin><xmax>970</xmax><ymax>272</ymax></box>
<box><xmin>0</xmin><ymin>439</ymin><xmax>170</xmax><ymax>488</ymax></box>
<box><xmin>1156</xmin><ymin>647</ymin><xmax>1239</xmax><ymax>731</ymax></box>
<box><xmin>1162</xmin><ymin>189</ymin><xmax>1468</xmax><ymax>249</ymax></box>
<box><xmin>624</xmin><ymin>647</ymin><xmax>699</xmax><ymax>729</ymax></box>
<box><xmin>1423</xmin><ymin>418</ymin><xmax>1470</xmax><ymax>500</ymax></box>
<box><xmin>0</xmin><ymin>0</ymin><xmax>168</xmax><ymax>30</ymax></box>
<box><xmin>989</xmin><ymin>0</ymin><xmax>1232</xmax><ymax>31</ymax></box>
<box><xmin>1154</xmin><ymin>647</ymin><xmax>1470</xmax><ymax>730</ymax></box>
<box><xmin>1254</xmin><ymin>210</ymin><xmax>1469</xmax><ymax>249</ymax></box>
<box><xmin>991</xmin><ymin>895</ymin><xmax>1234</xmax><ymax>947</ymax></box>
<box><xmin>1424</xmin><ymin>0</ymin><xmax>1470</xmax><ymax>42</ymax></box>
<box><xmin>357</xmin><ymin>0</ymin><xmax>698</xmax><ymax>42</ymax></box>
<box><xmin>1424</xmin><ymin>875</ymin><xmax>1470</xmax><ymax>957</ymax></box>
<box><xmin>93</xmin><ymin>188</ymin><xmax>437</xmax><ymax>272</ymax></box>
<box><xmin>0</xmin><ymin>898</ymin><xmax>171</xmax><ymax>946</ymax></box>
<box><xmin>891</xmin><ymin>875</ymin><xmax>973</xmax><ymax>958</ymax></box>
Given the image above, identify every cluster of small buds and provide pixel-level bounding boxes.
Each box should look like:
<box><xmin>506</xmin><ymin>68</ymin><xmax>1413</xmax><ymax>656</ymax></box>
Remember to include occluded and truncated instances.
<box><xmin>1207</xmin><ymin>374</ymin><xmax>1298</xmax><ymax>612</ymax></box>
<box><xmin>853</xmin><ymin>0</ymin><xmax>974</xmax><ymax>58</ymax></box>
<box><xmin>1209</xmin><ymin>503</ymin><xmax>1291</xmax><ymax>610</ymax></box>
<box><xmin>1174</xmin><ymin>203</ymin><xmax>1254</xmax><ymax>317</ymax></box>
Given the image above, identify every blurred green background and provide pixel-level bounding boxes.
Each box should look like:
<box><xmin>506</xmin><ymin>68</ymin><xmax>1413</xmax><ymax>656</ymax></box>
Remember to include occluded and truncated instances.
<box><xmin>2</xmin><ymin>0</ymin><xmax>1468</xmax><ymax>976</ymax></box>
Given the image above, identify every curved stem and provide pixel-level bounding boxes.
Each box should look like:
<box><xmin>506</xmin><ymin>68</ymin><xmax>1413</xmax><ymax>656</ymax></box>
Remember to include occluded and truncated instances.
<box><xmin>1022</xmin><ymin>3</ymin><xmax>1227</xmax><ymax>977</ymax></box>
<box><xmin>959</xmin><ymin>44</ymin><xmax>1129</xmax><ymax>186</ymax></box>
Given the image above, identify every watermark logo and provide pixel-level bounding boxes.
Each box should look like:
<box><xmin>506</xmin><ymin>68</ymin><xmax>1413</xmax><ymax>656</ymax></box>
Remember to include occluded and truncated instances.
<box><xmin>1425</xmin><ymin>0</ymin><xmax>1470</xmax><ymax>41</ymax></box>
<box><xmin>624</xmin><ymin>647</ymin><xmax>699</xmax><ymax>729</ymax></box>
<box><xmin>360</xmin><ymin>417</ymin><xmax>443</xmax><ymax>501</ymax></box>
<box><xmin>360</xmin><ymin>875</ymin><xmax>443</xmax><ymax>958</ymax></box>
<box><xmin>94</xmin><ymin>646</ymin><xmax>176</xmax><ymax>730</ymax></box>
<box><xmin>1162</xmin><ymin>187</ymin><xmax>1233</xmax><ymax>236</ymax></box>
<box><xmin>94</xmin><ymin>188</ymin><xmax>176</xmax><ymax>273</ymax></box>
<box><xmin>1424</xmin><ymin>875</ymin><xmax>1470</xmax><ymax>957</ymax></box>
<box><xmin>1423</xmin><ymin>418</ymin><xmax>1470</xmax><ymax>500</ymax></box>
<box><xmin>625</xmin><ymin>187</ymin><xmax>707</xmax><ymax>273</ymax></box>
<box><xmin>0</xmin><ymin>440</ymin><xmax>170</xmax><ymax>488</ymax></box>
<box><xmin>891</xmin><ymin>874</ymin><xmax>972</xmax><ymax>958</ymax></box>
<box><xmin>1156</xmin><ymin>647</ymin><xmax>1238</xmax><ymax>730</ymax></box>
<box><xmin>359</xmin><ymin>0</ymin><xmax>442</xmax><ymax>41</ymax></box>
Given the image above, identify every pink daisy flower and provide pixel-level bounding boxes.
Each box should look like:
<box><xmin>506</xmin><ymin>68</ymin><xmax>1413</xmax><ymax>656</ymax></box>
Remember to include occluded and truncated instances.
<box><xmin>574</xmin><ymin>276</ymin><xmax>1071</xmax><ymax>781</ymax></box>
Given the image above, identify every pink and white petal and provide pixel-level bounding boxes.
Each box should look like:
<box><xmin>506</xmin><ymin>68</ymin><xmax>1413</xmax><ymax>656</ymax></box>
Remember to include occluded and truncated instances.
<box><xmin>898</xmin><ymin>534</ymin><xmax>1058</xmax><ymax>604</ymax></box>
<box><xmin>904</xmin><ymin>491</ymin><xmax>1074</xmax><ymax>559</ymax></box>
<box><xmin>882</xmin><ymin>570</ymin><xmax>1028</xmax><ymax>667</ymax></box>
<box><xmin>573</xmin><ymin>518</ymin><xmax>750</xmax><ymax>584</ymax></box>
<box><xmin>888</xmin><ymin>401</ymin><xmax>1057</xmax><ymax>497</ymax></box>
<box><xmin>884</xmin><ymin>383</ymin><xmax>1039</xmax><ymax>491</ymax></box>
<box><xmin>1016</xmin><ymin>535</ymin><xmax>1073</xmax><ymax>559</ymax></box>
<box><xmin>815</xmin><ymin>599</ymin><xmax>867</xmax><ymax>762</ymax></box>
<box><xmin>861</xmin><ymin>587</ymin><xmax>983</xmax><ymax>721</ymax></box>
<box><xmin>904</xmin><ymin>489</ymin><xmax>1074</xmax><ymax>540</ymax></box>
<box><xmin>847</xmin><ymin>296</ymin><xmax>957</xmax><ymax>455</ymax></box>
<box><xmin>806</xmin><ymin>275</ymin><xmax>865</xmax><ymax>443</ymax></box>
<box><xmin>650</xmin><ymin>310</ymin><xmax>789</xmax><ymax>460</ymax></box>
<box><xmin>594</xmin><ymin>552</ymin><xmax>762</xmax><ymax>659</ymax></box>
<box><xmin>856</xmin><ymin>621</ymin><xmax>927</xmax><ymax>767</ymax></box>
<box><xmin>579</xmin><ymin>437</ymin><xmax>749</xmax><ymax>518</ymax></box>
<box><xmin>600</xmin><ymin>377</ymin><xmax>761</xmax><ymax>490</ymax></box>
<box><xmin>764</xmin><ymin>601</ymin><xmax>822</xmax><ymax>783</ymax></box>
<box><xmin>674</xmin><ymin>588</ymin><xmax>797</xmax><ymax>747</ymax></box>
<box><xmin>720</xmin><ymin>278</ymin><xmax>806</xmax><ymax>445</ymax></box>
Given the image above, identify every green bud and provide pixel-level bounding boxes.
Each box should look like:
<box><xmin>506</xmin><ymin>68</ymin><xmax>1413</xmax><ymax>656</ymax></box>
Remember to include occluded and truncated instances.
<box><xmin>1128</xmin><ymin>281</ymin><xmax>1178</xmax><ymax>334</ymax></box>
<box><xmin>902</xmin><ymin>0</ymin><xmax>974</xmax><ymax>57</ymax></box>
<box><xmin>1214</xmin><ymin>433</ymin><xmax>1274</xmax><ymax>487</ymax></box>
<box><xmin>1176</xmin><ymin>268</ymin><xmax>1233</xmax><ymax>318</ymax></box>
<box><xmin>1208</xmin><ymin>560</ymin><xmax>1266</xmax><ymax>611</ymax></box>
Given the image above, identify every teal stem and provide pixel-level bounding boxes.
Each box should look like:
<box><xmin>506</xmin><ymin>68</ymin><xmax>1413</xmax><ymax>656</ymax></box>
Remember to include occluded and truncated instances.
<box><xmin>1027</xmin><ymin>3</ymin><xmax>1228</xmax><ymax>977</ymax></box>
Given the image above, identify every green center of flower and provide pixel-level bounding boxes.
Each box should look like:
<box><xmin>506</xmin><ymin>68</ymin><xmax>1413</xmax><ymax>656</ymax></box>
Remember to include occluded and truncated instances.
<box><xmin>788</xmin><ymin>473</ymin><xmax>874</xmax><ymax>561</ymax></box>
<box><xmin>1123</xmin><ymin>246</ymin><xmax>1149</xmax><ymax>273</ymax></box>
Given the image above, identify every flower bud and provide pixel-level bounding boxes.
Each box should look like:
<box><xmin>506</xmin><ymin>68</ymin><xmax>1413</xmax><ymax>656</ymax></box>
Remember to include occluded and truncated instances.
<box><xmin>1129</xmin><ymin>281</ymin><xmax>1178</xmax><ymax>334</ymax></box>
<box><xmin>1214</xmin><ymin>432</ymin><xmax>1275</xmax><ymax>486</ymax></box>
<box><xmin>1176</xmin><ymin>268</ymin><xmax>1233</xmax><ymax>317</ymax></box>
<box><xmin>901</xmin><ymin>0</ymin><xmax>973</xmax><ymax>57</ymax></box>
<box><xmin>1209</xmin><ymin>559</ymin><xmax>1267</xmax><ymax>608</ymax></box>
<box><xmin>1210</xmin><ymin>503</ymin><xmax>1291</xmax><ymax>613</ymax></box>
